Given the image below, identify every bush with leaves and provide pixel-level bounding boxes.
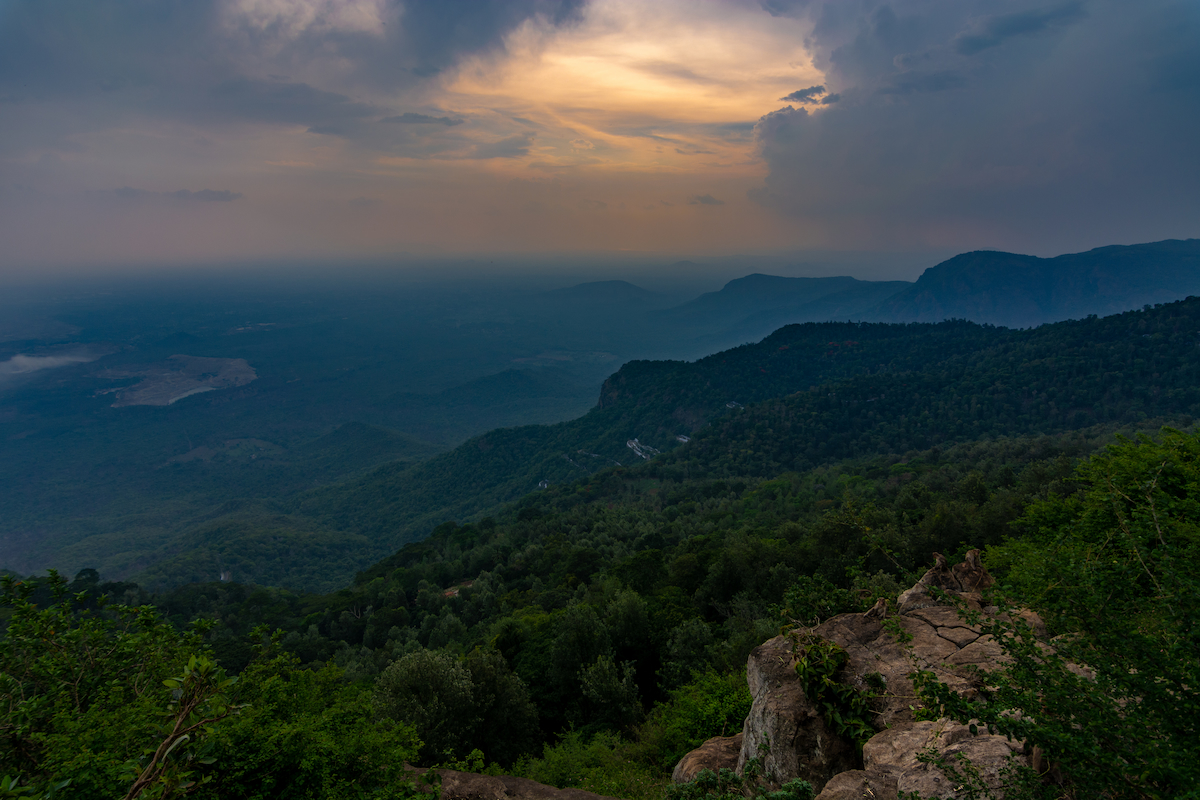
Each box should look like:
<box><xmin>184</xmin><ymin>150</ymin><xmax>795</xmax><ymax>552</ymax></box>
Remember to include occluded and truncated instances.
<box><xmin>0</xmin><ymin>571</ymin><xmax>222</xmax><ymax>800</ymax></box>
<box><xmin>791</xmin><ymin>635</ymin><xmax>877</xmax><ymax>749</ymax></box>
<box><xmin>374</xmin><ymin>650</ymin><xmax>476</xmax><ymax>765</ymax></box>
<box><xmin>124</xmin><ymin>655</ymin><xmax>240</xmax><ymax>799</ymax></box>
<box><xmin>916</xmin><ymin>428</ymin><xmax>1200</xmax><ymax>799</ymax></box>
<box><xmin>193</xmin><ymin>645</ymin><xmax>422</xmax><ymax>800</ymax></box>
<box><xmin>512</xmin><ymin>730</ymin><xmax>666</xmax><ymax>800</ymax></box>
<box><xmin>0</xmin><ymin>573</ymin><xmax>424</xmax><ymax>800</ymax></box>
<box><xmin>374</xmin><ymin>647</ymin><xmax>538</xmax><ymax>767</ymax></box>
<box><xmin>665</xmin><ymin>761</ymin><xmax>814</xmax><ymax>800</ymax></box>
<box><xmin>632</xmin><ymin>670</ymin><xmax>752</xmax><ymax>773</ymax></box>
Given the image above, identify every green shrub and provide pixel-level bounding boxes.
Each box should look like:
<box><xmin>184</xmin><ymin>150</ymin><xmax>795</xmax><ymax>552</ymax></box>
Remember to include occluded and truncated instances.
<box><xmin>198</xmin><ymin>657</ymin><xmax>422</xmax><ymax>800</ymax></box>
<box><xmin>633</xmin><ymin>671</ymin><xmax>753</xmax><ymax>772</ymax></box>
<box><xmin>917</xmin><ymin>428</ymin><xmax>1200</xmax><ymax>799</ymax></box>
<box><xmin>512</xmin><ymin>731</ymin><xmax>666</xmax><ymax>800</ymax></box>
<box><xmin>665</xmin><ymin>766</ymin><xmax>814</xmax><ymax>800</ymax></box>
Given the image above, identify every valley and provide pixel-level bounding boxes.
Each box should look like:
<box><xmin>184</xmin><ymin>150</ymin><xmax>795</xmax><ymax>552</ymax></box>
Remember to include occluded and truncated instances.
<box><xmin>3</xmin><ymin>243</ymin><xmax>1200</xmax><ymax>799</ymax></box>
<box><xmin>4</xmin><ymin>240</ymin><xmax>1200</xmax><ymax>591</ymax></box>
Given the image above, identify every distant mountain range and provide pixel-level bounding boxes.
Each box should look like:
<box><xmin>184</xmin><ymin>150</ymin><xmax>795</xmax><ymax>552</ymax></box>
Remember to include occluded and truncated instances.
<box><xmin>284</xmin><ymin>296</ymin><xmax>1200</xmax><ymax>591</ymax></box>
<box><xmin>661</xmin><ymin>274</ymin><xmax>908</xmax><ymax>349</ymax></box>
<box><xmin>671</xmin><ymin>239</ymin><xmax>1200</xmax><ymax>334</ymax></box>
<box><xmin>873</xmin><ymin>239</ymin><xmax>1200</xmax><ymax>327</ymax></box>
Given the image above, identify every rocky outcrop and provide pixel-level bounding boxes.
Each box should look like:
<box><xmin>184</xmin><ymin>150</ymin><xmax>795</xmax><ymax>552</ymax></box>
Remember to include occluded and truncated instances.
<box><xmin>671</xmin><ymin>733</ymin><xmax>744</xmax><ymax>784</ymax></box>
<box><xmin>409</xmin><ymin>768</ymin><xmax>619</xmax><ymax>800</ymax></box>
<box><xmin>737</xmin><ymin>635</ymin><xmax>859</xmax><ymax>787</ymax></box>
<box><xmin>676</xmin><ymin>551</ymin><xmax>1045</xmax><ymax>798</ymax></box>
<box><xmin>817</xmin><ymin>720</ymin><xmax>1026</xmax><ymax>800</ymax></box>
<box><xmin>896</xmin><ymin>549</ymin><xmax>993</xmax><ymax>613</ymax></box>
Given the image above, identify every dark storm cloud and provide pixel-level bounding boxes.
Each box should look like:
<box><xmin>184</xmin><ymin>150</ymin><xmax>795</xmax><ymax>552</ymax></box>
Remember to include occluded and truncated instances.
<box><xmin>0</xmin><ymin>0</ymin><xmax>222</xmax><ymax>102</ymax></box>
<box><xmin>780</xmin><ymin>85</ymin><xmax>826</xmax><ymax>103</ymax></box>
<box><xmin>0</xmin><ymin>0</ymin><xmax>587</xmax><ymax>133</ymax></box>
<box><xmin>394</xmin><ymin>0</ymin><xmax>588</xmax><ymax>77</ymax></box>
<box><xmin>380</xmin><ymin>112</ymin><xmax>465</xmax><ymax>126</ymax></box>
<box><xmin>954</xmin><ymin>3</ymin><xmax>1086</xmax><ymax>56</ymax></box>
<box><xmin>752</xmin><ymin>0</ymin><xmax>1200</xmax><ymax>252</ymax></box>
<box><xmin>877</xmin><ymin>69</ymin><xmax>965</xmax><ymax>95</ymax></box>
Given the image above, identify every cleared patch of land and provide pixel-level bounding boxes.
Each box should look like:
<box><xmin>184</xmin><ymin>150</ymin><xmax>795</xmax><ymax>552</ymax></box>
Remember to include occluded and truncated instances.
<box><xmin>101</xmin><ymin>355</ymin><xmax>257</xmax><ymax>407</ymax></box>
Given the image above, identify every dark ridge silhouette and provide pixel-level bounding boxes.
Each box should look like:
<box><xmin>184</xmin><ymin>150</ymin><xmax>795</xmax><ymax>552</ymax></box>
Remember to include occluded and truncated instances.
<box><xmin>872</xmin><ymin>239</ymin><xmax>1200</xmax><ymax>327</ymax></box>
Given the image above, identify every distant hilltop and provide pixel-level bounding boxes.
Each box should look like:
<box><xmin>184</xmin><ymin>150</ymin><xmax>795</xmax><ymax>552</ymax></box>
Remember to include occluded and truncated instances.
<box><xmin>872</xmin><ymin>239</ymin><xmax>1200</xmax><ymax>328</ymax></box>
<box><xmin>681</xmin><ymin>239</ymin><xmax>1200</xmax><ymax>339</ymax></box>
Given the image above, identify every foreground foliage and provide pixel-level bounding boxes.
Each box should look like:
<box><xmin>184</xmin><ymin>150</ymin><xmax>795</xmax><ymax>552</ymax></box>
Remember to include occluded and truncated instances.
<box><xmin>917</xmin><ymin>429</ymin><xmax>1200</xmax><ymax>799</ymax></box>
<box><xmin>0</xmin><ymin>576</ymin><xmax>421</xmax><ymax>800</ymax></box>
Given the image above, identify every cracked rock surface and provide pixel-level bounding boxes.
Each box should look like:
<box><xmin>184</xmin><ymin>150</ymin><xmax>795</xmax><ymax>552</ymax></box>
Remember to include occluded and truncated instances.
<box><xmin>675</xmin><ymin>551</ymin><xmax>1045</xmax><ymax>798</ymax></box>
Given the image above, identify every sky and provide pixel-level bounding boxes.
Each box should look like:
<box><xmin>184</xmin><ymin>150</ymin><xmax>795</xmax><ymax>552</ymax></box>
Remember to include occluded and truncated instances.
<box><xmin>1</xmin><ymin>0</ymin><xmax>1198</xmax><ymax>274</ymax></box>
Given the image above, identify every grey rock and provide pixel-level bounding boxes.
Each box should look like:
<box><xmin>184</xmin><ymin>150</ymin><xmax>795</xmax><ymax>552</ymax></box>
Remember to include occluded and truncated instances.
<box><xmin>863</xmin><ymin>721</ymin><xmax>1024</xmax><ymax>799</ymax></box>
<box><xmin>737</xmin><ymin>635</ymin><xmax>860</xmax><ymax>791</ymax></box>
<box><xmin>672</xmin><ymin>733</ymin><xmax>744</xmax><ymax>783</ymax></box>
<box><xmin>691</xmin><ymin>551</ymin><xmax>1043</xmax><ymax>799</ymax></box>
<box><xmin>814</xmin><ymin>769</ymin><xmax>898</xmax><ymax>800</ymax></box>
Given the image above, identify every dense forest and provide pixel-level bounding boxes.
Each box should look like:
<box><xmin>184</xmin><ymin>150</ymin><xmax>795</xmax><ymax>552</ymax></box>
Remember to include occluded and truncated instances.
<box><xmin>2</xmin><ymin>300</ymin><xmax>1199</xmax><ymax>799</ymax></box>
<box><xmin>278</xmin><ymin>297</ymin><xmax>1200</xmax><ymax>581</ymax></box>
<box><xmin>25</xmin><ymin>295</ymin><xmax>1200</xmax><ymax>593</ymax></box>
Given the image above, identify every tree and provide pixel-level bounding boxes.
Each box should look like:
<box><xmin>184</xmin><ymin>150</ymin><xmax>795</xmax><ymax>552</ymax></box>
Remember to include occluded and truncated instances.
<box><xmin>374</xmin><ymin>649</ymin><xmax>476</xmax><ymax>764</ymax></box>
<box><xmin>196</xmin><ymin>650</ymin><xmax>421</xmax><ymax>800</ymax></box>
<box><xmin>0</xmin><ymin>571</ymin><xmax>223</xmax><ymax>799</ymax></box>
<box><xmin>464</xmin><ymin>649</ymin><xmax>540</xmax><ymax>767</ymax></box>
<box><xmin>917</xmin><ymin>428</ymin><xmax>1200</xmax><ymax>798</ymax></box>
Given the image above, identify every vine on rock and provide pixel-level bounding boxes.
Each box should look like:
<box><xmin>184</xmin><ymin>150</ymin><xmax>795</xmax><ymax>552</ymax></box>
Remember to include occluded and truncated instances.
<box><xmin>790</xmin><ymin>634</ymin><xmax>876</xmax><ymax>748</ymax></box>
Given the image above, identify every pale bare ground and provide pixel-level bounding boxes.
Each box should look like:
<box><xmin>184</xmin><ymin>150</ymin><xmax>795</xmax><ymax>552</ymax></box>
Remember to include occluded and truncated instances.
<box><xmin>100</xmin><ymin>355</ymin><xmax>257</xmax><ymax>407</ymax></box>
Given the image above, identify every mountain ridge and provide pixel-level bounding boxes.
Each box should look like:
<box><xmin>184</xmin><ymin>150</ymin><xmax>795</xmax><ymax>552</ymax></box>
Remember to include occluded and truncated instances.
<box><xmin>871</xmin><ymin>238</ymin><xmax>1200</xmax><ymax>327</ymax></box>
<box><xmin>280</xmin><ymin>297</ymin><xmax>1200</xmax><ymax>589</ymax></box>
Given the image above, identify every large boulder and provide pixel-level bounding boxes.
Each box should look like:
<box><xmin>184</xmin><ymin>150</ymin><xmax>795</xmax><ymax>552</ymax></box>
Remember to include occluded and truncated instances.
<box><xmin>812</xmin><ymin>720</ymin><xmax>1026</xmax><ymax>800</ymax></box>
<box><xmin>737</xmin><ymin>635</ymin><xmax>859</xmax><ymax>788</ymax></box>
<box><xmin>676</xmin><ymin>551</ymin><xmax>1044</xmax><ymax>798</ymax></box>
<box><xmin>671</xmin><ymin>733</ymin><xmax>744</xmax><ymax>783</ymax></box>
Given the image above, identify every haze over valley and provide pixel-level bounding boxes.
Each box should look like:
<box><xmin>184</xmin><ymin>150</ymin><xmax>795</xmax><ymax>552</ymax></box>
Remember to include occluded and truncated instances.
<box><xmin>3</xmin><ymin>238</ymin><xmax>1199</xmax><ymax>588</ymax></box>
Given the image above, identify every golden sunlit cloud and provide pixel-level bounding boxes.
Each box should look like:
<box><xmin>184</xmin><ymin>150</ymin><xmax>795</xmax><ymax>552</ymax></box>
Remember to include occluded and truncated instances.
<box><xmin>445</xmin><ymin>0</ymin><xmax>822</xmax><ymax>175</ymax></box>
<box><xmin>336</xmin><ymin>0</ymin><xmax>830</xmax><ymax>255</ymax></box>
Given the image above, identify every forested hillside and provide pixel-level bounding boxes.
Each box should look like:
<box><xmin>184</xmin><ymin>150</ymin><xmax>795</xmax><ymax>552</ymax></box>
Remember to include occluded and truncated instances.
<box><xmin>4</xmin><ymin>300</ymin><xmax>1200</xmax><ymax>798</ymax></box>
<box><xmin>290</xmin><ymin>298</ymin><xmax>1200</xmax><ymax>565</ymax></box>
<box><xmin>6</xmin><ymin>419</ymin><xmax>1195</xmax><ymax>799</ymax></box>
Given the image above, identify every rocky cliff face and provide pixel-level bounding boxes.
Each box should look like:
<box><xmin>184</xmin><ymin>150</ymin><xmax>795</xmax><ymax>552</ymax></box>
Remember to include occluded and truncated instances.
<box><xmin>676</xmin><ymin>551</ymin><xmax>1045</xmax><ymax>799</ymax></box>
